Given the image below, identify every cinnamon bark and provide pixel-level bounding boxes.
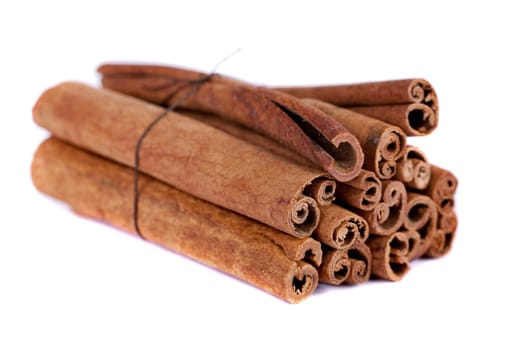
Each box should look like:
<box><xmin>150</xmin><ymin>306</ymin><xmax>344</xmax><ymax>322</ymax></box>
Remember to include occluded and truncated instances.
<box><xmin>368</xmin><ymin>232</ymin><xmax>410</xmax><ymax>281</ymax></box>
<box><xmin>98</xmin><ymin>64</ymin><xmax>364</xmax><ymax>182</ymax></box>
<box><xmin>277</xmin><ymin>79</ymin><xmax>439</xmax><ymax>136</ymax></box>
<box><xmin>355</xmin><ymin>180</ymin><xmax>407</xmax><ymax>236</ymax></box>
<box><xmin>31</xmin><ymin>138</ymin><xmax>320</xmax><ymax>303</ymax></box>
<box><xmin>315</xmin><ymin>204</ymin><xmax>369</xmax><ymax>250</ymax></box>
<box><xmin>349</xmin><ymin>103</ymin><xmax>437</xmax><ymax>136</ymax></box>
<box><xmin>305</xmin><ymin>99</ymin><xmax>406</xmax><ymax>179</ymax></box>
<box><xmin>335</xmin><ymin>170</ymin><xmax>382</xmax><ymax>211</ymax></box>
<box><xmin>395</xmin><ymin>145</ymin><xmax>431</xmax><ymax>190</ymax></box>
<box><xmin>318</xmin><ymin>248</ymin><xmax>351</xmax><ymax>285</ymax></box>
<box><xmin>32</xmin><ymin>82</ymin><xmax>323</xmax><ymax>238</ymax></box>
<box><xmin>402</xmin><ymin>229</ymin><xmax>422</xmax><ymax>260</ymax></box>
<box><xmin>426</xmin><ymin>211</ymin><xmax>458</xmax><ymax>258</ymax></box>
<box><xmin>346</xmin><ymin>240</ymin><xmax>372</xmax><ymax>284</ymax></box>
<box><xmin>305</xmin><ymin>178</ymin><xmax>337</xmax><ymax>207</ymax></box>
<box><xmin>186</xmin><ymin>110</ymin><xmax>312</xmax><ymax>167</ymax></box>
<box><xmin>403</xmin><ymin>193</ymin><xmax>438</xmax><ymax>260</ymax></box>
<box><xmin>422</xmin><ymin>165</ymin><xmax>458</xmax><ymax>214</ymax></box>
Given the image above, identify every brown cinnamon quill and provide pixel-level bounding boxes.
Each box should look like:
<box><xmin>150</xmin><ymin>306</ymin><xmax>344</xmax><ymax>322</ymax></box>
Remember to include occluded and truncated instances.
<box><xmin>305</xmin><ymin>99</ymin><xmax>406</xmax><ymax>179</ymax></box>
<box><xmin>315</xmin><ymin>204</ymin><xmax>369</xmax><ymax>250</ymax></box>
<box><xmin>395</xmin><ymin>145</ymin><xmax>431</xmax><ymax>190</ymax></box>
<box><xmin>32</xmin><ymin>82</ymin><xmax>325</xmax><ymax>238</ymax></box>
<box><xmin>355</xmin><ymin>180</ymin><xmax>407</xmax><ymax>236</ymax></box>
<box><xmin>426</xmin><ymin>211</ymin><xmax>458</xmax><ymax>258</ymax></box>
<box><xmin>31</xmin><ymin>138</ymin><xmax>320</xmax><ymax>303</ymax></box>
<box><xmin>422</xmin><ymin>165</ymin><xmax>458</xmax><ymax>214</ymax></box>
<box><xmin>277</xmin><ymin>79</ymin><xmax>439</xmax><ymax>136</ymax></box>
<box><xmin>318</xmin><ymin>248</ymin><xmax>352</xmax><ymax>285</ymax></box>
<box><xmin>98</xmin><ymin>64</ymin><xmax>364</xmax><ymax>182</ymax></box>
<box><xmin>368</xmin><ymin>231</ymin><xmax>410</xmax><ymax>281</ymax></box>
<box><xmin>403</xmin><ymin>193</ymin><xmax>438</xmax><ymax>260</ymax></box>
<box><xmin>346</xmin><ymin>240</ymin><xmax>372</xmax><ymax>284</ymax></box>
<box><xmin>335</xmin><ymin>170</ymin><xmax>382</xmax><ymax>211</ymax></box>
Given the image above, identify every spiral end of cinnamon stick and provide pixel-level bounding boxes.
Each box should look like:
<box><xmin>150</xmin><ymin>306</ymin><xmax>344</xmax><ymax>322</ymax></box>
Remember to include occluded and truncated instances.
<box><xmin>288</xmin><ymin>262</ymin><xmax>319</xmax><ymax>303</ymax></box>
<box><xmin>404</xmin><ymin>193</ymin><xmax>438</xmax><ymax>259</ymax></box>
<box><xmin>289</xmin><ymin>196</ymin><xmax>320</xmax><ymax>238</ymax></box>
<box><xmin>305</xmin><ymin>178</ymin><xmax>337</xmax><ymax>206</ymax></box>
<box><xmin>369</xmin><ymin>232</ymin><xmax>410</xmax><ymax>281</ymax></box>
<box><xmin>375</xmin><ymin>127</ymin><xmax>406</xmax><ymax>179</ymax></box>
<box><xmin>428</xmin><ymin>166</ymin><xmax>458</xmax><ymax>214</ymax></box>
<box><xmin>325</xmin><ymin>133</ymin><xmax>365</xmax><ymax>182</ymax></box>
<box><xmin>315</xmin><ymin>205</ymin><xmax>369</xmax><ymax>249</ymax></box>
<box><xmin>346</xmin><ymin>241</ymin><xmax>372</xmax><ymax>284</ymax></box>
<box><xmin>319</xmin><ymin>249</ymin><xmax>352</xmax><ymax>285</ymax></box>
<box><xmin>396</xmin><ymin>145</ymin><xmax>431</xmax><ymax>190</ymax></box>
<box><xmin>366</xmin><ymin>181</ymin><xmax>407</xmax><ymax>235</ymax></box>
<box><xmin>336</xmin><ymin>170</ymin><xmax>382</xmax><ymax>211</ymax></box>
<box><xmin>406</xmin><ymin>103</ymin><xmax>438</xmax><ymax>136</ymax></box>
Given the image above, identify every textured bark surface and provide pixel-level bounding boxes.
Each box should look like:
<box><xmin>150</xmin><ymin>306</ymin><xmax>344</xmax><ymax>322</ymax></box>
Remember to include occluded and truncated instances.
<box><xmin>99</xmin><ymin>64</ymin><xmax>365</xmax><ymax>181</ymax></box>
<box><xmin>31</xmin><ymin>138</ymin><xmax>320</xmax><ymax>303</ymax></box>
<box><xmin>33</xmin><ymin>82</ymin><xmax>325</xmax><ymax>238</ymax></box>
<box><xmin>278</xmin><ymin>79</ymin><xmax>439</xmax><ymax>136</ymax></box>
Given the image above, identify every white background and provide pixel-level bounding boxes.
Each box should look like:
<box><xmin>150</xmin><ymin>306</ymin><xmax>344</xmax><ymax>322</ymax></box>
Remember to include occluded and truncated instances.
<box><xmin>1</xmin><ymin>1</ymin><xmax>523</xmax><ymax>349</ymax></box>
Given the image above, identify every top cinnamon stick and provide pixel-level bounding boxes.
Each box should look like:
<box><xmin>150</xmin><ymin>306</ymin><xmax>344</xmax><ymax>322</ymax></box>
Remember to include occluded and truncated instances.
<box><xmin>98</xmin><ymin>63</ymin><xmax>364</xmax><ymax>182</ymax></box>
<box><xmin>277</xmin><ymin>79</ymin><xmax>439</xmax><ymax>136</ymax></box>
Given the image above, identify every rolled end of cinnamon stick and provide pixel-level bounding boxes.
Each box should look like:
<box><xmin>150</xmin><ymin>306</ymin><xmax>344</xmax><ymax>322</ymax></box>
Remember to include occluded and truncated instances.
<box><xmin>322</xmin><ymin>132</ymin><xmax>365</xmax><ymax>182</ymax></box>
<box><xmin>346</xmin><ymin>241</ymin><xmax>372</xmax><ymax>284</ymax></box>
<box><xmin>350</xmin><ymin>103</ymin><xmax>438</xmax><ymax>136</ymax></box>
<box><xmin>403</xmin><ymin>229</ymin><xmax>422</xmax><ymax>261</ymax></box>
<box><xmin>374</xmin><ymin>126</ymin><xmax>406</xmax><ymax>179</ymax></box>
<box><xmin>305</xmin><ymin>178</ymin><xmax>336</xmax><ymax>206</ymax></box>
<box><xmin>408</xmin><ymin>79</ymin><xmax>438</xmax><ymax>111</ymax></box>
<box><xmin>396</xmin><ymin>145</ymin><xmax>431</xmax><ymax>190</ymax></box>
<box><xmin>287</xmin><ymin>262</ymin><xmax>320</xmax><ymax>303</ymax></box>
<box><xmin>427</xmin><ymin>165</ymin><xmax>458</xmax><ymax>213</ymax></box>
<box><xmin>315</xmin><ymin>205</ymin><xmax>369</xmax><ymax>250</ymax></box>
<box><xmin>425</xmin><ymin>211</ymin><xmax>457</xmax><ymax>258</ymax></box>
<box><xmin>406</xmin><ymin>103</ymin><xmax>438</xmax><ymax>136</ymax></box>
<box><xmin>288</xmin><ymin>195</ymin><xmax>320</xmax><ymax>238</ymax></box>
<box><xmin>404</xmin><ymin>193</ymin><xmax>438</xmax><ymax>259</ymax></box>
<box><xmin>318</xmin><ymin>248</ymin><xmax>352</xmax><ymax>285</ymax></box>
<box><xmin>360</xmin><ymin>181</ymin><xmax>407</xmax><ymax>235</ymax></box>
<box><xmin>336</xmin><ymin>170</ymin><xmax>382</xmax><ymax>211</ymax></box>
<box><xmin>368</xmin><ymin>232</ymin><xmax>411</xmax><ymax>281</ymax></box>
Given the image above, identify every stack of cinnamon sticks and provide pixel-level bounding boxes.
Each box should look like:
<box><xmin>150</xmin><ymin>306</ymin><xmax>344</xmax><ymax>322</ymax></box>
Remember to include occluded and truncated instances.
<box><xmin>31</xmin><ymin>63</ymin><xmax>458</xmax><ymax>303</ymax></box>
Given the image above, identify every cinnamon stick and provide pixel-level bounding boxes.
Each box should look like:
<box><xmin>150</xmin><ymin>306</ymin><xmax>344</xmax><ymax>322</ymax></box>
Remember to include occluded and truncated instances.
<box><xmin>355</xmin><ymin>180</ymin><xmax>407</xmax><ymax>236</ymax></box>
<box><xmin>315</xmin><ymin>204</ymin><xmax>369</xmax><ymax>250</ymax></box>
<box><xmin>335</xmin><ymin>170</ymin><xmax>382</xmax><ymax>211</ymax></box>
<box><xmin>98</xmin><ymin>63</ymin><xmax>365</xmax><ymax>182</ymax></box>
<box><xmin>395</xmin><ymin>145</ymin><xmax>431</xmax><ymax>190</ymax></box>
<box><xmin>368</xmin><ymin>231</ymin><xmax>410</xmax><ymax>281</ymax></box>
<box><xmin>426</xmin><ymin>211</ymin><xmax>458</xmax><ymax>258</ymax></box>
<box><xmin>31</xmin><ymin>138</ymin><xmax>320</xmax><ymax>303</ymax></box>
<box><xmin>186</xmin><ymin>110</ymin><xmax>312</xmax><ymax>167</ymax></box>
<box><xmin>305</xmin><ymin>99</ymin><xmax>406</xmax><ymax>179</ymax></box>
<box><xmin>422</xmin><ymin>165</ymin><xmax>458</xmax><ymax>214</ymax></box>
<box><xmin>32</xmin><ymin>82</ymin><xmax>324</xmax><ymax>238</ymax></box>
<box><xmin>318</xmin><ymin>248</ymin><xmax>351</xmax><ymax>285</ymax></box>
<box><xmin>403</xmin><ymin>193</ymin><xmax>438</xmax><ymax>260</ymax></box>
<box><xmin>277</xmin><ymin>79</ymin><xmax>439</xmax><ymax>136</ymax></box>
<box><xmin>346</xmin><ymin>240</ymin><xmax>372</xmax><ymax>284</ymax></box>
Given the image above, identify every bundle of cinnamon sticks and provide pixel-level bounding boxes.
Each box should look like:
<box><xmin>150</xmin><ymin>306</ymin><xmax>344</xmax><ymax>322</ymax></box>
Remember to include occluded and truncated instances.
<box><xmin>31</xmin><ymin>63</ymin><xmax>458</xmax><ymax>303</ymax></box>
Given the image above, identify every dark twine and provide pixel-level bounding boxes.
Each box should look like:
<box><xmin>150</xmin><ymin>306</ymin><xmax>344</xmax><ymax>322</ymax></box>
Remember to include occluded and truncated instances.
<box><xmin>133</xmin><ymin>50</ymin><xmax>239</xmax><ymax>239</ymax></box>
